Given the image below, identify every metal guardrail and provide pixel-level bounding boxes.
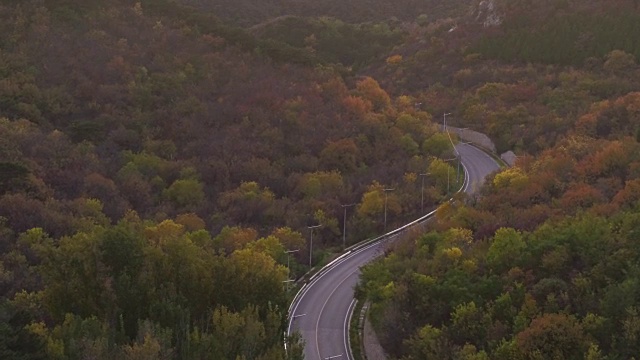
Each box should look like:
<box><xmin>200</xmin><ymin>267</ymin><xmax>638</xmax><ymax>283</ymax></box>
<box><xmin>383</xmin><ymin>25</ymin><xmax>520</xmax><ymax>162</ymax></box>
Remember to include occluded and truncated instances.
<box><xmin>285</xmin><ymin>152</ymin><xmax>473</xmax><ymax>357</ymax></box>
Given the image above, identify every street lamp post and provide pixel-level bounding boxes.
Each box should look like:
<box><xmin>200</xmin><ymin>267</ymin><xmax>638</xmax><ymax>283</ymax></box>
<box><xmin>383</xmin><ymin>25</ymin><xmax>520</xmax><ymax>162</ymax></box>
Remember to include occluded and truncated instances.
<box><xmin>307</xmin><ymin>225</ymin><xmax>321</xmax><ymax>268</ymax></box>
<box><xmin>282</xmin><ymin>279</ymin><xmax>294</xmax><ymax>292</ymax></box>
<box><xmin>443</xmin><ymin>111</ymin><xmax>462</xmax><ymax>185</ymax></box>
<box><xmin>383</xmin><ymin>188</ymin><xmax>394</xmax><ymax>232</ymax></box>
<box><xmin>284</xmin><ymin>249</ymin><xmax>298</xmax><ymax>292</ymax></box>
<box><xmin>341</xmin><ymin>203</ymin><xmax>355</xmax><ymax>249</ymax></box>
<box><xmin>285</xmin><ymin>249</ymin><xmax>299</xmax><ymax>270</ymax></box>
<box><xmin>443</xmin><ymin>112</ymin><xmax>451</xmax><ymax>131</ymax></box>
<box><xmin>442</xmin><ymin>157</ymin><xmax>458</xmax><ymax>195</ymax></box>
<box><xmin>419</xmin><ymin>173</ymin><xmax>428</xmax><ymax>213</ymax></box>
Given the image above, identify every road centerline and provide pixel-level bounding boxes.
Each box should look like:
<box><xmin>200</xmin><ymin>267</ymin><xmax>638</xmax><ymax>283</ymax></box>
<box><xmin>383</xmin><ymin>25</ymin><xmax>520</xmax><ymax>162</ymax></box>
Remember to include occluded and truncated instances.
<box><xmin>315</xmin><ymin>268</ymin><xmax>360</xmax><ymax>360</ymax></box>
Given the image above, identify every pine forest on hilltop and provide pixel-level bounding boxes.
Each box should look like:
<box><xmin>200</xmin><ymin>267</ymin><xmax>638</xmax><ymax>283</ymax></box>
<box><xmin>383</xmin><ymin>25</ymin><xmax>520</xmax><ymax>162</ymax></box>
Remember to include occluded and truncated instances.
<box><xmin>2</xmin><ymin>0</ymin><xmax>640</xmax><ymax>359</ymax></box>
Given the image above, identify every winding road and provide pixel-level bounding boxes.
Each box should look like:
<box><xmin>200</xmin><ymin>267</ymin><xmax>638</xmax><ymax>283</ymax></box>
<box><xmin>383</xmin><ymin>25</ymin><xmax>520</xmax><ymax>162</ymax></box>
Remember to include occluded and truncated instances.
<box><xmin>288</xmin><ymin>143</ymin><xmax>501</xmax><ymax>360</ymax></box>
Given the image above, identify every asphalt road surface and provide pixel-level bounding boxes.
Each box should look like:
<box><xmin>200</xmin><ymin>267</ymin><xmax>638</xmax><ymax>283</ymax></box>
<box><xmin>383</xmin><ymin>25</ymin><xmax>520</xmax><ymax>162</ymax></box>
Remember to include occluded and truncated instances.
<box><xmin>288</xmin><ymin>143</ymin><xmax>501</xmax><ymax>360</ymax></box>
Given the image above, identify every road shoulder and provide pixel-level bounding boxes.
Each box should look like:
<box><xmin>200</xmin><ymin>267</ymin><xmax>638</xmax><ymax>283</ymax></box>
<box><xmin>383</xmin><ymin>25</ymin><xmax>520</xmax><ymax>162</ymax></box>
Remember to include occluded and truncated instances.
<box><xmin>362</xmin><ymin>304</ymin><xmax>388</xmax><ymax>360</ymax></box>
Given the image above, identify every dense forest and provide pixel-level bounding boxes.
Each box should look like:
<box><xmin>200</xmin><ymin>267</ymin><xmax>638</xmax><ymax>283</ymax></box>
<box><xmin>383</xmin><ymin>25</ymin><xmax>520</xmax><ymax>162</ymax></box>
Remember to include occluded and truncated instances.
<box><xmin>0</xmin><ymin>0</ymin><xmax>462</xmax><ymax>358</ymax></box>
<box><xmin>4</xmin><ymin>0</ymin><xmax>640</xmax><ymax>358</ymax></box>
<box><xmin>359</xmin><ymin>110</ymin><xmax>640</xmax><ymax>358</ymax></box>
<box><xmin>355</xmin><ymin>0</ymin><xmax>640</xmax><ymax>359</ymax></box>
<box><xmin>362</xmin><ymin>0</ymin><xmax>640</xmax><ymax>154</ymax></box>
<box><xmin>176</xmin><ymin>0</ymin><xmax>470</xmax><ymax>27</ymax></box>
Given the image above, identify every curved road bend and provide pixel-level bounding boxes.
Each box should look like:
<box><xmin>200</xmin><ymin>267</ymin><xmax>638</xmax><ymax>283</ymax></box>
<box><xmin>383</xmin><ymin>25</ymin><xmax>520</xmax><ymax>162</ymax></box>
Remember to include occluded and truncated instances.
<box><xmin>456</xmin><ymin>143</ymin><xmax>502</xmax><ymax>194</ymax></box>
<box><xmin>289</xmin><ymin>143</ymin><xmax>501</xmax><ymax>360</ymax></box>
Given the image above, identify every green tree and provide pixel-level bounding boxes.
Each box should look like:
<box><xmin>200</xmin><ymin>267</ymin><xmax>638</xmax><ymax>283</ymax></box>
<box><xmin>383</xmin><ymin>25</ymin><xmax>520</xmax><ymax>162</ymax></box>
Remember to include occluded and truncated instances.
<box><xmin>271</xmin><ymin>227</ymin><xmax>305</xmax><ymax>251</ymax></box>
<box><xmin>218</xmin><ymin>182</ymin><xmax>276</xmax><ymax>224</ymax></box>
<box><xmin>212</xmin><ymin>226</ymin><xmax>258</xmax><ymax>254</ymax></box>
<box><xmin>357</xmin><ymin>188</ymin><xmax>384</xmax><ymax>217</ymax></box>
<box><xmin>226</xmin><ymin>249</ymin><xmax>287</xmax><ymax>311</ymax></box>
<box><xmin>295</xmin><ymin>171</ymin><xmax>343</xmax><ymax>199</ymax></box>
<box><xmin>423</xmin><ymin>133</ymin><xmax>453</xmax><ymax>158</ymax></box>
<box><xmin>100</xmin><ymin>225</ymin><xmax>146</xmax><ymax>338</ymax></box>
<box><xmin>314</xmin><ymin>209</ymin><xmax>340</xmax><ymax>237</ymax></box>
<box><xmin>428</xmin><ymin>158</ymin><xmax>456</xmax><ymax>195</ymax></box>
<box><xmin>486</xmin><ymin>228</ymin><xmax>527</xmax><ymax>273</ymax></box>
<box><xmin>603</xmin><ymin>49</ymin><xmax>636</xmax><ymax>75</ymax></box>
<box><xmin>449</xmin><ymin>301</ymin><xmax>490</xmax><ymax>346</ymax></box>
<box><xmin>163</xmin><ymin>178</ymin><xmax>204</xmax><ymax>209</ymax></box>
<box><xmin>122</xmin><ymin>320</ymin><xmax>173</xmax><ymax>360</ymax></box>
<box><xmin>405</xmin><ymin>325</ymin><xmax>450</xmax><ymax>360</ymax></box>
<box><xmin>246</xmin><ymin>235</ymin><xmax>285</xmax><ymax>264</ymax></box>
<box><xmin>37</xmin><ymin>231</ymin><xmax>105</xmax><ymax>322</ymax></box>
<box><xmin>515</xmin><ymin>313</ymin><xmax>588</xmax><ymax>360</ymax></box>
<box><xmin>0</xmin><ymin>299</ymin><xmax>47</xmax><ymax>360</ymax></box>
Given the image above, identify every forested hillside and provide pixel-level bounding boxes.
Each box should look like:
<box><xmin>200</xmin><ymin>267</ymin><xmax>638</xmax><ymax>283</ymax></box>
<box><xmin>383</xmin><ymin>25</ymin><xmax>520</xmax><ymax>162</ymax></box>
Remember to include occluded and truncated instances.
<box><xmin>363</xmin><ymin>0</ymin><xmax>640</xmax><ymax>153</ymax></box>
<box><xmin>0</xmin><ymin>0</ymin><xmax>464</xmax><ymax>358</ymax></box>
<box><xmin>359</xmin><ymin>105</ymin><xmax>640</xmax><ymax>357</ymax></box>
<box><xmin>5</xmin><ymin>0</ymin><xmax>640</xmax><ymax>358</ymax></box>
<box><xmin>249</xmin><ymin>16</ymin><xmax>405</xmax><ymax>70</ymax></box>
<box><xmin>176</xmin><ymin>0</ymin><xmax>470</xmax><ymax>27</ymax></box>
<box><xmin>356</xmin><ymin>0</ymin><xmax>640</xmax><ymax>359</ymax></box>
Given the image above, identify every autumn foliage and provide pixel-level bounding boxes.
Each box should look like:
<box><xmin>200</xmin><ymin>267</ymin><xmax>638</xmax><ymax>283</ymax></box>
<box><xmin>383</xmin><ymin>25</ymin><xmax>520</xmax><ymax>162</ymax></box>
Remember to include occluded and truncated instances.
<box><xmin>0</xmin><ymin>1</ymin><xmax>464</xmax><ymax>358</ymax></box>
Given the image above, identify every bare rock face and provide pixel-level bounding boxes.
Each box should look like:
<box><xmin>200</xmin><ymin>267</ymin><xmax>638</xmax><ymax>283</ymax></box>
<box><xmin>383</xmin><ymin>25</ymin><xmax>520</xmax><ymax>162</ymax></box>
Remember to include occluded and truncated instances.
<box><xmin>475</xmin><ymin>0</ymin><xmax>503</xmax><ymax>27</ymax></box>
<box><xmin>500</xmin><ymin>151</ymin><xmax>517</xmax><ymax>167</ymax></box>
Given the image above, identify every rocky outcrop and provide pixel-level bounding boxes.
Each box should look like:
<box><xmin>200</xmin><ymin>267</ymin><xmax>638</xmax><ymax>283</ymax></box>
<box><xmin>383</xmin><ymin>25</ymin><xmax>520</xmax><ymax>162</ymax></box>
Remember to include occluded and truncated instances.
<box><xmin>500</xmin><ymin>150</ymin><xmax>517</xmax><ymax>167</ymax></box>
<box><xmin>447</xmin><ymin>127</ymin><xmax>497</xmax><ymax>154</ymax></box>
<box><xmin>474</xmin><ymin>0</ymin><xmax>503</xmax><ymax>27</ymax></box>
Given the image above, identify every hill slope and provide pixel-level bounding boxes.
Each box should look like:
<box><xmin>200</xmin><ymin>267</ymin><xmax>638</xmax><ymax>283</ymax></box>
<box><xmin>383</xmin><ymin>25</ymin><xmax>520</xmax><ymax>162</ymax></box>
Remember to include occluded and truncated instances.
<box><xmin>177</xmin><ymin>0</ymin><xmax>473</xmax><ymax>26</ymax></box>
<box><xmin>0</xmin><ymin>1</ymin><xmax>464</xmax><ymax>358</ymax></box>
<box><xmin>356</xmin><ymin>1</ymin><xmax>640</xmax><ymax>359</ymax></box>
